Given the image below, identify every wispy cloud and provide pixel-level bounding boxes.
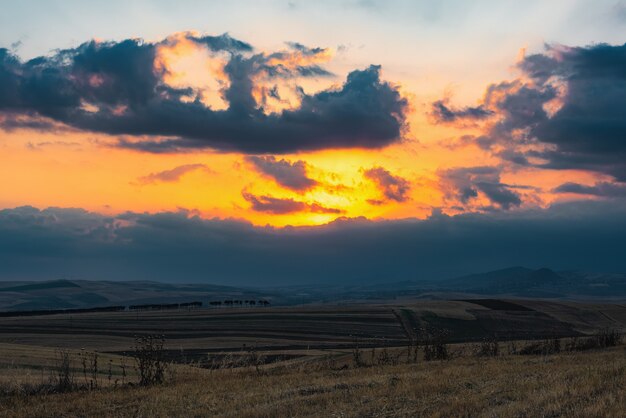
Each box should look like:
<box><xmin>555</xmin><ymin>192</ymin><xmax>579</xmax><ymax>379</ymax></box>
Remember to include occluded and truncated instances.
<box><xmin>364</xmin><ymin>166</ymin><xmax>410</xmax><ymax>203</ymax></box>
<box><xmin>137</xmin><ymin>164</ymin><xmax>212</xmax><ymax>185</ymax></box>
<box><xmin>242</xmin><ymin>191</ymin><xmax>343</xmax><ymax>215</ymax></box>
<box><xmin>246</xmin><ymin>156</ymin><xmax>318</xmax><ymax>192</ymax></box>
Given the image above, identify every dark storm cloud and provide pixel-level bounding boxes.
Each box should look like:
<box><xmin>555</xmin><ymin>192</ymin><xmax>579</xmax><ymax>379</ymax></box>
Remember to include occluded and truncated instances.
<box><xmin>185</xmin><ymin>33</ymin><xmax>253</xmax><ymax>52</ymax></box>
<box><xmin>136</xmin><ymin>164</ymin><xmax>211</xmax><ymax>185</ymax></box>
<box><xmin>0</xmin><ymin>112</ymin><xmax>69</xmax><ymax>133</ymax></box>
<box><xmin>263</xmin><ymin>42</ymin><xmax>334</xmax><ymax>78</ymax></box>
<box><xmin>363</xmin><ymin>167</ymin><xmax>410</xmax><ymax>202</ymax></box>
<box><xmin>486</xmin><ymin>82</ymin><xmax>557</xmax><ymax>139</ymax></box>
<box><xmin>442</xmin><ymin>43</ymin><xmax>626</xmax><ymax>182</ymax></box>
<box><xmin>246</xmin><ymin>156</ymin><xmax>318</xmax><ymax>191</ymax></box>
<box><xmin>430</xmin><ymin>100</ymin><xmax>493</xmax><ymax>123</ymax></box>
<box><xmin>433</xmin><ymin>42</ymin><xmax>626</xmax><ymax>184</ymax></box>
<box><xmin>1</xmin><ymin>201</ymin><xmax>625</xmax><ymax>285</ymax></box>
<box><xmin>241</xmin><ymin>192</ymin><xmax>342</xmax><ymax>214</ymax></box>
<box><xmin>0</xmin><ymin>34</ymin><xmax>407</xmax><ymax>154</ymax></box>
<box><xmin>440</xmin><ymin>166</ymin><xmax>522</xmax><ymax>210</ymax></box>
<box><xmin>285</xmin><ymin>42</ymin><xmax>325</xmax><ymax>55</ymax></box>
<box><xmin>518</xmin><ymin>43</ymin><xmax>626</xmax><ymax>181</ymax></box>
<box><xmin>553</xmin><ymin>181</ymin><xmax>626</xmax><ymax>197</ymax></box>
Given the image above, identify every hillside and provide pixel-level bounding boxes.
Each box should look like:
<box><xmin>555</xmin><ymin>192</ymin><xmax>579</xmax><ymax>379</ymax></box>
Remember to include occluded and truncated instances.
<box><xmin>1</xmin><ymin>266</ymin><xmax>626</xmax><ymax>313</ymax></box>
<box><xmin>0</xmin><ymin>300</ymin><xmax>624</xmax><ymax>357</ymax></box>
<box><xmin>438</xmin><ymin>267</ymin><xmax>626</xmax><ymax>299</ymax></box>
<box><xmin>0</xmin><ymin>298</ymin><xmax>624</xmax><ymax>417</ymax></box>
<box><xmin>1</xmin><ymin>344</ymin><xmax>624</xmax><ymax>417</ymax></box>
<box><xmin>0</xmin><ymin>280</ymin><xmax>271</xmax><ymax>312</ymax></box>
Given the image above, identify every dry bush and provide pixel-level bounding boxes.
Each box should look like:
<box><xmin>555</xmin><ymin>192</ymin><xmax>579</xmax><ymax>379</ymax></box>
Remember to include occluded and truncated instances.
<box><xmin>352</xmin><ymin>341</ymin><xmax>366</xmax><ymax>368</ymax></box>
<box><xmin>566</xmin><ymin>328</ymin><xmax>622</xmax><ymax>352</ymax></box>
<box><xmin>519</xmin><ymin>337</ymin><xmax>561</xmax><ymax>356</ymax></box>
<box><xmin>54</xmin><ymin>350</ymin><xmax>75</xmax><ymax>393</ymax></box>
<box><xmin>243</xmin><ymin>344</ymin><xmax>266</xmax><ymax>375</ymax></box>
<box><xmin>423</xmin><ymin>329</ymin><xmax>449</xmax><ymax>361</ymax></box>
<box><xmin>406</xmin><ymin>338</ymin><xmax>419</xmax><ymax>364</ymax></box>
<box><xmin>78</xmin><ymin>349</ymin><xmax>99</xmax><ymax>389</ymax></box>
<box><xmin>133</xmin><ymin>335</ymin><xmax>167</xmax><ymax>385</ymax></box>
<box><xmin>375</xmin><ymin>347</ymin><xmax>398</xmax><ymax>366</ymax></box>
<box><xmin>475</xmin><ymin>336</ymin><xmax>500</xmax><ymax>357</ymax></box>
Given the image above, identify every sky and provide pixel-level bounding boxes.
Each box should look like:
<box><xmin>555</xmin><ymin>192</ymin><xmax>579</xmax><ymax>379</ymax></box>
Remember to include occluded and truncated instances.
<box><xmin>1</xmin><ymin>0</ymin><xmax>626</xmax><ymax>284</ymax></box>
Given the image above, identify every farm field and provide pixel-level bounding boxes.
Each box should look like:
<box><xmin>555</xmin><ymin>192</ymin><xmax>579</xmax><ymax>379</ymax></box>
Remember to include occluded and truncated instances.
<box><xmin>1</xmin><ymin>343</ymin><xmax>624</xmax><ymax>417</ymax></box>
<box><xmin>1</xmin><ymin>300</ymin><xmax>625</xmax><ymax>350</ymax></box>
<box><xmin>0</xmin><ymin>299</ymin><xmax>624</xmax><ymax>417</ymax></box>
<box><xmin>0</xmin><ymin>299</ymin><xmax>625</xmax><ymax>372</ymax></box>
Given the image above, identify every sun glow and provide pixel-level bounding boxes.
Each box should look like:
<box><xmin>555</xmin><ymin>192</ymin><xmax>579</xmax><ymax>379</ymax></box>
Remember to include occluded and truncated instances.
<box><xmin>155</xmin><ymin>32</ymin><xmax>231</xmax><ymax>110</ymax></box>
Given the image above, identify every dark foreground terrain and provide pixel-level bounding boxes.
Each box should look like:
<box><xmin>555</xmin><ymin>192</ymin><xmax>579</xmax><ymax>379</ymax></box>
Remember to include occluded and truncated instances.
<box><xmin>0</xmin><ymin>298</ymin><xmax>624</xmax><ymax>417</ymax></box>
<box><xmin>1</xmin><ymin>338</ymin><xmax>624</xmax><ymax>417</ymax></box>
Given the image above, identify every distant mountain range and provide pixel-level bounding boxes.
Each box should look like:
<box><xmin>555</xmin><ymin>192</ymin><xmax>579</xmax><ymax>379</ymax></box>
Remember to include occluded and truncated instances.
<box><xmin>437</xmin><ymin>266</ymin><xmax>626</xmax><ymax>299</ymax></box>
<box><xmin>0</xmin><ymin>267</ymin><xmax>625</xmax><ymax>311</ymax></box>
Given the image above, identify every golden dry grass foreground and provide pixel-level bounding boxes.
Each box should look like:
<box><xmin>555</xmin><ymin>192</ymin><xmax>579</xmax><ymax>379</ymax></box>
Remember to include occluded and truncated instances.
<box><xmin>1</xmin><ymin>345</ymin><xmax>625</xmax><ymax>418</ymax></box>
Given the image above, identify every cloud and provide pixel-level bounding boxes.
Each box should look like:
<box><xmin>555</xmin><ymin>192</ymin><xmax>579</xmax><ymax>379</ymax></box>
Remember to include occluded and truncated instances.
<box><xmin>246</xmin><ymin>156</ymin><xmax>318</xmax><ymax>191</ymax></box>
<box><xmin>430</xmin><ymin>99</ymin><xmax>493</xmax><ymax>123</ymax></box>
<box><xmin>0</xmin><ymin>33</ymin><xmax>408</xmax><ymax>154</ymax></box>
<box><xmin>553</xmin><ymin>181</ymin><xmax>626</xmax><ymax>197</ymax></box>
<box><xmin>136</xmin><ymin>164</ymin><xmax>211</xmax><ymax>185</ymax></box>
<box><xmin>0</xmin><ymin>201</ymin><xmax>625</xmax><ymax>285</ymax></box>
<box><xmin>26</xmin><ymin>140</ymin><xmax>81</xmax><ymax>150</ymax></box>
<box><xmin>442</xmin><ymin>42</ymin><xmax>626</xmax><ymax>182</ymax></box>
<box><xmin>363</xmin><ymin>167</ymin><xmax>410</xmax><ymax>202</ymax></box>
<box><xmin>183</xmin><ymin>33</ymin><xmax>253</xmax><ymax>52</ymax></box>
<box><xmin>520</xmin><ymin>44</ymin><xmax>626</xmax><ymax>181</ymax></box>
<box><xmin>241</xmin><ymin>192</ymin><xmax>342</xmax><ymax>214</ymax></box>
<box><xmin>0</xmin><ymin>112</ymin><xmax>73</xmax><ymax>133</ymax></box>
<box><xmin>440</xmin><ymin>166</ymin><xmax>522</xmax><ymax>210</ymax></box>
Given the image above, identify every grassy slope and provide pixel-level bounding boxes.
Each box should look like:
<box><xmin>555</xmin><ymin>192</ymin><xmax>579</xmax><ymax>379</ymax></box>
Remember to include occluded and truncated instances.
<box><xmin>1</xmin><ymin>347</ymin><xmax>624</xmax><ymax>417</ymax></box>
<box><xmin>0</xmin><ymin>343</ymin><xmax>136</xmax><ymax>387</ymax></box>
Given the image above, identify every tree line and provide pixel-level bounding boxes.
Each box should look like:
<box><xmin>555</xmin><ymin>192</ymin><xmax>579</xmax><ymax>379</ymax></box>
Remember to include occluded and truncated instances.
<box><xmin>0</xmin><ymin>299</ymin><xmax>272</xmax><ymax>317</ymax></box>
<box><xmin>0</xmin><ymin>301</ymin><xmax>202</xmax><ymax>317</ymax></box>
<box><xmin>208</xmin><ymin>300</ymin><xmax>271</xmax><ymax>307</ymax></box>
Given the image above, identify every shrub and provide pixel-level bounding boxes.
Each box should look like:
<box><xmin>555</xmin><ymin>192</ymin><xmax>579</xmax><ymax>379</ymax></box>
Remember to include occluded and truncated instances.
<box><xmin>519</xmin><ymin>338</ymin><xmax>560</xmax><ymax>356</ymax></box>
<box><xmin>423</xmin><ymin>329</ymin><xmax>449</xmax><ymax>361</ymax></box>
<box><xmin>78</xmin><ymin>350</ymin><xmax>100</xmax><ymax>389</ymax></box>
<box><xmin>566</xmin><ymin>329</ymin><xmax>622</xmax><ymax>352</ymax></box>
<box><xmin>406</xmin><ymin>338</ymin><xmax>419</xmax><ymax>364</ymax></box>
<box><xmin>375</xmin><ymin>348</ymin><xmax>395</xmax><ymax>366</ymax></box>
<box><xmin>476</xmin><ymin>336</ymin><xmax>499</xmax><ymax>357</ymax></box>
<box><xmin>352</xmin><ymin>342</ymin><xmax>365</xmax><ymax>368</ymax></box>
<box><xmin>54</xmin><ymin>350</ymin><xmax>75</xmax><ymax>392</ymax></box>
<box><xmin>133</xmin><ymin>335</ymin><xmax>167</xmax><ymax>385</ymax></box>
<box><xmin>244</xmin><ymin>344</ymin><xmax>266</xmax><ymax>375</ymax></box>
<box><xmin>594</xmin><ymin>328</ymin><xmax>621</xmax><ymax>348</ymax></box>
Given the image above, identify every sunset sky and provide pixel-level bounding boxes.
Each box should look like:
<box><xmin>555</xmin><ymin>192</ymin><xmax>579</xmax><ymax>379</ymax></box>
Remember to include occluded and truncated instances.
<box><xmin>1</xmin><ymin>1</ymin><xmax>625</xmax><ymax>284</ymax></box>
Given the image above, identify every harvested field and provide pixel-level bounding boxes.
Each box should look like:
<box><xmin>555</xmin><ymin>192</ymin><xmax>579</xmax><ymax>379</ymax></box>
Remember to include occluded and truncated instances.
<box><xmin>0</xmin><ymin>299</ymin><xmax>624</xmax><ymax>363</ymax></box>
<box><xmin>1</xmin><ymin>345</ymin><xmax>625</xmax><ymax>417</ymax></box>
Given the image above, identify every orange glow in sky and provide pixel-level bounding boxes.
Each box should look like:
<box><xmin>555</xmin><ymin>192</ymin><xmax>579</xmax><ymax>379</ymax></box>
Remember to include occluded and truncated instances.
<box><xmin>0</xmin><ymin>27</ymin><xmax>612</xmax><ymax>227</ymax></box>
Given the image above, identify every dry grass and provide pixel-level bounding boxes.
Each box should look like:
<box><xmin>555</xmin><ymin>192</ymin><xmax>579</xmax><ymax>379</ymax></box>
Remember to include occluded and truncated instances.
<box><xmin>1</xmin><ymin>345</ymin><xmax>624</xmax><ymax>417</ymax></box>
<box><xmin>0</xmin><ymin>343</ymin><xmax>137</xmax><ymax>388</ymax></box>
